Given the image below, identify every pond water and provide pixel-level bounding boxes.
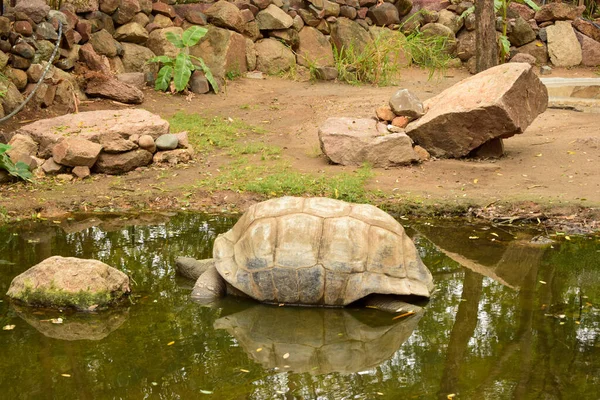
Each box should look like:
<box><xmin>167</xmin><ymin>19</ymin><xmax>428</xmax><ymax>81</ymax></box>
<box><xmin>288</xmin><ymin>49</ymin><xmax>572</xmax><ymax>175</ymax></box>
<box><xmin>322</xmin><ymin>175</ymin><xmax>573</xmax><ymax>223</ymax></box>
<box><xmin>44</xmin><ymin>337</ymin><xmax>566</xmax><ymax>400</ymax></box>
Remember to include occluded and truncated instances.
<box><xmin>0</xmin><ymin>213</ymin><xmax>599</xmax><ymax>400</ymax></box>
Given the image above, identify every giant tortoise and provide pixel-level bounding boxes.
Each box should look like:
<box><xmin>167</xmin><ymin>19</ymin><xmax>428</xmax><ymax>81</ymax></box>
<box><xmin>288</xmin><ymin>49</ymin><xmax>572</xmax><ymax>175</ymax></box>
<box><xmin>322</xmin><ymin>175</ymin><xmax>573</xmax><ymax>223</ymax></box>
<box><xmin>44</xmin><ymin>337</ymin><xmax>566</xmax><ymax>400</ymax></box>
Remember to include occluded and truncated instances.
<box><xmin>182</xmin><ymin>197</ymin><xmax>434</xmax><ymax>312</ymax></box>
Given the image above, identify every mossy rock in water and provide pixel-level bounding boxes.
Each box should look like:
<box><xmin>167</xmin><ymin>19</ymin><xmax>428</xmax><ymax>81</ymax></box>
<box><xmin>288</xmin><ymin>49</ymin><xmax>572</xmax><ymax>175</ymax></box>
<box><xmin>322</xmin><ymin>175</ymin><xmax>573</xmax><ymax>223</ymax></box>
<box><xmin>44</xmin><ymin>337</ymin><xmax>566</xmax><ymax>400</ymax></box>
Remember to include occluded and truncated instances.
<box><xmin>6</xmin><ymin>256</ymin><xmax>130</xmax><ymax>310</ymax></box>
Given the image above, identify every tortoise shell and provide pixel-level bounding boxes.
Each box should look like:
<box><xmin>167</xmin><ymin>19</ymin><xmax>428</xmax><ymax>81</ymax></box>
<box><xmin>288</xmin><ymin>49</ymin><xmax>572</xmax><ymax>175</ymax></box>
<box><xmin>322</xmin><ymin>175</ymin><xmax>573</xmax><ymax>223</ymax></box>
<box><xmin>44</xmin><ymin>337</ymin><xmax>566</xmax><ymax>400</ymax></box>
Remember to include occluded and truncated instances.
<box><xmin>213</xmin><ymin>197</ymin><xmax>434</xmax><ymax>306</ymax></box>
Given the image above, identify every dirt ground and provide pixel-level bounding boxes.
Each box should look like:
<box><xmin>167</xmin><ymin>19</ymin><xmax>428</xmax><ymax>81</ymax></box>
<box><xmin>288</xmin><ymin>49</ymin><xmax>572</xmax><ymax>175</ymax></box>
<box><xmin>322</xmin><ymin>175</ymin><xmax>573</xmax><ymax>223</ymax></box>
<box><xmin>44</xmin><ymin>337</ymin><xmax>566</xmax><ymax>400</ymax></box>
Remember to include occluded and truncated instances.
<box><xmin>1</xmin><ymin>67</ymin><xmax>599</xmax><ymax>233</ymax></box>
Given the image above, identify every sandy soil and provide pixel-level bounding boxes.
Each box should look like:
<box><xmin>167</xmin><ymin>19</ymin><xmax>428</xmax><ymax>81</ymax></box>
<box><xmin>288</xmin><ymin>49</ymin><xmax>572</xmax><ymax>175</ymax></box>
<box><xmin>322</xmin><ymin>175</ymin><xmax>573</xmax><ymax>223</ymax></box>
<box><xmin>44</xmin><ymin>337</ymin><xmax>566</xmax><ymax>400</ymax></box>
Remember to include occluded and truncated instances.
<box><xmin>1</xmin><ymin>67</ymin><xmax>599</xmax><ymax>233</ymax></box>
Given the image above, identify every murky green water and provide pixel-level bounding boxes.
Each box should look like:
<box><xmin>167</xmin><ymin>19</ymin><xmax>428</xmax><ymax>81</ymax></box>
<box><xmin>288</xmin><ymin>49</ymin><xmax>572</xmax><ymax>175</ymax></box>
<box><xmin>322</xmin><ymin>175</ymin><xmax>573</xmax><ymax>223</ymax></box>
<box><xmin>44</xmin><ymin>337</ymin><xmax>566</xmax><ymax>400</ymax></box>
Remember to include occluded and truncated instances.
<box><xmin>0</xmin><ymin>214</ymin><xmax>599</xmax><ymax>400</ymax></box>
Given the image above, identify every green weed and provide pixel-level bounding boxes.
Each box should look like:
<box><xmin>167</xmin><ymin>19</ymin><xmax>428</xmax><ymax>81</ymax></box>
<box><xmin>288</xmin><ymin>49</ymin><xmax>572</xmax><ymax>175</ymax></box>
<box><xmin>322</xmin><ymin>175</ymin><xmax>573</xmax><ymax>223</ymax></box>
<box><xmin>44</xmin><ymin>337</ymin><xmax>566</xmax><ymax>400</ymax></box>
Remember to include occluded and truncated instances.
<box><xmin>168</xmin><ymin>112</ymin><xmax>266</xmax><ymax>153</ymax></box>
<box><xmin>199</xmin><ymin>160</ymin><xmax>374</xmax><ymax>203</ymax></box>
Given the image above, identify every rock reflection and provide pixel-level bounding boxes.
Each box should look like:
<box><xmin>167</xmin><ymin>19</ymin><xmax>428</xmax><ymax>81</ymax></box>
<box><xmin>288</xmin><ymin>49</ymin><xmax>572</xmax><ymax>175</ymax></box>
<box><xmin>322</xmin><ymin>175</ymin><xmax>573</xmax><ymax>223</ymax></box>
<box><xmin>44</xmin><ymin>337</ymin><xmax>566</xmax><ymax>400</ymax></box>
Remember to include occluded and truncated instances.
<box><xmin>415</xmin><ymin>222</ymin><xmax>549</xmax><ymax>289</ymax></box>
<box><xmin>214</xmin><ymin>303</ymin><xmax>423</xmax><ymax>375</ymax></box>
<box><xmin>13</xmin><ymin>305</ymin><xmax>129</xmax><ymax>341</ymax></box>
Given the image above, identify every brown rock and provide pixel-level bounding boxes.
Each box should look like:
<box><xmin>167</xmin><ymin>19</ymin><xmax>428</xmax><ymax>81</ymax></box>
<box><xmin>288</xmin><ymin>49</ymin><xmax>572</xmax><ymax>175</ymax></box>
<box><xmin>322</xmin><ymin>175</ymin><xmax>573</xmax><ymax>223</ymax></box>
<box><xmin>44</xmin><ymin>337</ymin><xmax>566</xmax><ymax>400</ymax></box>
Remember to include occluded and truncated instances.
<box><xmin>113</xmin><ymin>0</ymin><xmax>142</xmax><ymax>25</ymax></box>
<box><xmin>84</xmin><ymin>72</ymin><xmax>144</xmax><ymax>104</ymax></box>
<box><xmin>205</xmin><ymin>0</ymin><xmax>246</xmax><ymax>33</ymax></box>
<box><xmin>576</xmin><ymin>32</ymin><xmax>600</xmax><ymax>67</ymax></box>
<box><xmin>392</xmin><ymin>116</ymin><xmax>410</xmax><ymax>128</ymax></box>
<box><xmin>413</xmin><ymin>145</ymin><xmax>430</xmax><ymax>161</ymax></box>
<box><xmin>376</xmin><ymin>106</ymin><xmax>395</xmax><ymax>122</ymax></box>
<box><xmin>572</xmin><ymin>18</ymin><xmax>600</xmax><ymax>43</ymax></box>
<box><xmin>97</xmin><ymin>131</ymin><xmax>139</xmax><ymax>153</ymax></box>
<box><xmin>94</xmin><ymin>149</ymin><xmax>153</xmax><ymax>174</ymax></box>
<box><xmin>14</xmin><ymin>21</ymin><xmax>33</xmax><ymax>36</ymax></box>
<box><xmin>534</xmin><ymin>3</ymin><xmax>584</xmax><ymax>23</ymax></box>
<box><xmin>296</xmin><ymin>26</ymin><xmax>335</xmax><ymax>67</ymax></box>
<box><xmin>152</xmin><ymin>2</ymin><xmax>177</xmax><ymax>18</ymax></box>
<box><xmin>138</xmin><ymin>134</ymin><xmax>156</xmax><ymax>153</ymax></box>
<box><xmin>72</xmin><ymin>166</ymin><xmax>91</xmax><ymax>179</ymax></box>
<box><xmin>52</xmin><ymin>137</ymin><xmax>102</xmax><ymax>167</ymax></box>
<box><xmin>319</xmin><ymin>117</ymin><xmax>418</xmax><ymax>167</ymax></box>
<box><xmin>79</xmin><ymin>43</ymin><xmax>112</xmax><ymax>75</ymax></box>
<box><xmin>405</xmin><ymin>63</ymin><xmax>548</xmax><ymax>158</ymax></box>
<box><xmin>153</xmin><ymin>148</ymin><xmax>193</xmax><ymax>165</ymax></box>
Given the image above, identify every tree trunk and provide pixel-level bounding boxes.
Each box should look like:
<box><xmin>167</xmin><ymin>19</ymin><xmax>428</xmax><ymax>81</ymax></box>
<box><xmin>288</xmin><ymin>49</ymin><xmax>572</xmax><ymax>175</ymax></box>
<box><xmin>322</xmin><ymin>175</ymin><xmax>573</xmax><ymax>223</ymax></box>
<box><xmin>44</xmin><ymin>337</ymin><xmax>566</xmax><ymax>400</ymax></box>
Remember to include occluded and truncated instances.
<box><xmin>475</xmin><ymin>0</ymin><xmax>498</xmax><ymax>73</ymax></box>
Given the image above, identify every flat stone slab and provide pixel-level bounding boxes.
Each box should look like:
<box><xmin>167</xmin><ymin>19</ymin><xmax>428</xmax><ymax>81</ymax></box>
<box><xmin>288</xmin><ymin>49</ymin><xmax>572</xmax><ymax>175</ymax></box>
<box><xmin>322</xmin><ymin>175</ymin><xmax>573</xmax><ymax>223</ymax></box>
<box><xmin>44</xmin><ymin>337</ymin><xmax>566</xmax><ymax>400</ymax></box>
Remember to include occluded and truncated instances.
<box><xmin>406</xmin><ymin>63</ymin><xmax>548</xmax><ymax>158</ymax></box>
<box><xmin>11</xmin><ymin>109</ymin><xmax>170</xmax><ymax>158</ymax></box>
<box><xmin>318</xmin><ymin>117</ymin><xmax>418</xmax><ymax>167</ymax></box>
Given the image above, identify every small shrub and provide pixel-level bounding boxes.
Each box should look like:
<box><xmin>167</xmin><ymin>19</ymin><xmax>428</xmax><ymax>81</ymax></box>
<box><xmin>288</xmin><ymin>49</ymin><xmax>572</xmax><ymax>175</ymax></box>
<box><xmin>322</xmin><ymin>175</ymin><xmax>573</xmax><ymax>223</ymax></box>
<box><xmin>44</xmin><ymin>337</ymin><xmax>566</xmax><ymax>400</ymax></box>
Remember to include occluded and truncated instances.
<box><xmin>148</xmin><ymin>26</ymin><xmax>219</xmax><ymax>93</ymax></box>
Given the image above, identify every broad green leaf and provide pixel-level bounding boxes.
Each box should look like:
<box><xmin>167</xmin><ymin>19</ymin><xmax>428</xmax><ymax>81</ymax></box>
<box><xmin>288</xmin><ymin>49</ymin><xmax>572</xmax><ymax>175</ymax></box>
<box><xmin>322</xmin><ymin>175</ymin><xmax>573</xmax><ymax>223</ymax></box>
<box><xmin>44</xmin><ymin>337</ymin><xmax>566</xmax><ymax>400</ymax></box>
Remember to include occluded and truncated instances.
<box><xmin>191</xmin><ymin>55</ymin><xmax>219</xmax><ymax>93</ymax></box>
<box><xmin>147</xmin><ymin>55</ymin><xmax>173</xmax><ymax>65</ymax></box>
<box><xmin>182</xmin><ymin>26</ymin><xmax>208</xmax><ymax>47</ymax></box>
<box><xmin>165</xmin><ymin>32</ymin><xmax>184</xmax><ymax>49</ymax></box>
<box><xmin>517</xmin><ymin>0</ymin><xmax>540</xmax><ymax>11</ymax></box>
<box><xmin>173</xmin><ymin>52</ymin><xmax>192</xmax><ymax>92</ymax></box>
<box><xmin>494</xmin><ymin>0</ymin><xmax>503</xmax><ymax>13</ymax></box>
<box><xmin>0</xmin><ymin>143</ymin><xmax>9</xmax><ymax>156</ymax></box>
<box><xmin>498</xmin><ymin>35</ymin><xmax>510</xmax><ymax>57</ymax></box>
<box><xmin>155</xmin><ymin>65</ymin><xmax>173</xmax><ymax>91</ymax></box>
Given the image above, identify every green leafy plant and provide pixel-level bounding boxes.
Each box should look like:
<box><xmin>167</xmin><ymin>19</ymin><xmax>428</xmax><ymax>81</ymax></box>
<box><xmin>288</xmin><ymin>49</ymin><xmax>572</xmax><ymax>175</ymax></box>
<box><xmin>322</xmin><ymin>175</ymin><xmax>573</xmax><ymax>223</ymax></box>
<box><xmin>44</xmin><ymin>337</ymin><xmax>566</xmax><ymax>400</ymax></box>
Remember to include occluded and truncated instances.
<box><xmin>0</xmin><ymin>144</ymin><xmax>33</xmax><ymax>182</ymax></box>
<box><xmin>148</xmin><ymin>26</ymin><xmax>219</xmax><ymax>93</ymax></box>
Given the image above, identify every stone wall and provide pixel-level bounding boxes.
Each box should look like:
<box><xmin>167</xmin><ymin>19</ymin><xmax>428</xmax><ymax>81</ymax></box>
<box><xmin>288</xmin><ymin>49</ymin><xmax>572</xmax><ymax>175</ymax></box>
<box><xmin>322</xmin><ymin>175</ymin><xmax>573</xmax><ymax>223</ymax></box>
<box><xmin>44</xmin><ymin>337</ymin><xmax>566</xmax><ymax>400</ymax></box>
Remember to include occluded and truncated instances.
<box><xmin>0</xmin><ymin>0</ymin><xmax>599</xmax><ymax>117</ymax></box>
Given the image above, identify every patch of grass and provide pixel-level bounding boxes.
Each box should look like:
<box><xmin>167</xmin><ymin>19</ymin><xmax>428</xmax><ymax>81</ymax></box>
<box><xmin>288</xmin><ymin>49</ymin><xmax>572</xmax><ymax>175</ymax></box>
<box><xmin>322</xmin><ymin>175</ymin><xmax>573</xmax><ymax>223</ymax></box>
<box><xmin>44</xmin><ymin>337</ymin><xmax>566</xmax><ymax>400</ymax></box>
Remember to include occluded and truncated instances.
<box><xmin>334</xmin><ymin>29</ymin><xmax>451</xmax><ymax>85</ymax></box>
<box><xmin>168</xmin><ymin>112</ymin><xmax>267</xmax><ymax>153</ymax></box>
<box><xmin>335</xmin><ymin>29</ymin><xmax>409</xmax><ymax>86</ymax></box>
<box><xmin>228</xmin><ymin>142</ymin><xmax>282</xmax><ymax>159</ymax></box>
<box><xmin>401</xmin><ymin>30</ymin><xmax>452</xmax><ymax>79</ymax></box>
<box><xmin>199</xmin><ymin>160</ymin><xmax>374</xmax><ymax>203</ymax></box>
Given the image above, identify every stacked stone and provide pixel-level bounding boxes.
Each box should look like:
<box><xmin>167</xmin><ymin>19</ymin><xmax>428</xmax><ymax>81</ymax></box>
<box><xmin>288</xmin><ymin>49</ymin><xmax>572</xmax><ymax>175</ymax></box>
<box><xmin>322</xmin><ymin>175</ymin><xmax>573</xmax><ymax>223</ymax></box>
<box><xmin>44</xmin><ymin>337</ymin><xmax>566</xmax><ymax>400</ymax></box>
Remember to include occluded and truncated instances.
<box><xmin>450</xmin><ymin>2</ymin><xmax>600</xmax><ymax>71</ymax></box>
<box><xmin>4</xmin><ymin>108</ymin><xmax>194</xmax><ymax>179</ymax></box>
<box><xmin>0</xmin><ymin>0</ymin><xmax>599</xmax><ymax>118</ymax></box>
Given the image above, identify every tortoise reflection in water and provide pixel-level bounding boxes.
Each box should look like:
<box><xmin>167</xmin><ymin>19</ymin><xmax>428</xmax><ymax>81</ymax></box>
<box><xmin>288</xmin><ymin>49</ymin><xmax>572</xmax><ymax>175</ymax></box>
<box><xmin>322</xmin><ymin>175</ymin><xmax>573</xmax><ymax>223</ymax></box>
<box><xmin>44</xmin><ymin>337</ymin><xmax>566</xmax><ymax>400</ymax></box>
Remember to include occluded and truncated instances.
<box><xmin>181</xmin><ymin>197</ymin><xmax>434</xmax><ymax>313</ymax></box>
<box><xmin>214</xmin><ymin>302</ymin><xmax>423</xmax><ymax>374</ymax></box>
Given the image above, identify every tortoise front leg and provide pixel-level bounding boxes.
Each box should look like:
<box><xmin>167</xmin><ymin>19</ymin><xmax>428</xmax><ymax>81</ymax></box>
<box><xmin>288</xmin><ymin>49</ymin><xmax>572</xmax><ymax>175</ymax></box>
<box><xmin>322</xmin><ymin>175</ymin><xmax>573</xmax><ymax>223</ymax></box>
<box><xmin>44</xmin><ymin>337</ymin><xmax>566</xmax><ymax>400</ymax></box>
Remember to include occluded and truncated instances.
<box><xmin>191</xmin><ymin>265</ymin><xmax>228</xmax><ymax>303</ymax></box>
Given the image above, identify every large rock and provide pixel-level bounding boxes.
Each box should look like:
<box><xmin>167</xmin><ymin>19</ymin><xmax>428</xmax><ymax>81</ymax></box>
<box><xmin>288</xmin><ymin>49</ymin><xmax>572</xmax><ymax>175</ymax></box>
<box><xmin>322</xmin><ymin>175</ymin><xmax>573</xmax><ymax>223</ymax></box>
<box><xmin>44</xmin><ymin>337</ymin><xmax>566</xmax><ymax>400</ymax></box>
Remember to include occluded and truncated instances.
<box><xmin>52</xmin><ymin>137</ymin><xmax>102</xmax><ymax>167</ymax></box>
<box><xmin>13</xmin><ymin>0</ymin><xmax>50</xmax><ymax>24</ymax></box>
<box><xmin>405</xmin><ymin>63</ymin><xmax>548</xmax><ymax>158</ymax></box>
<box><xmin>147</xmin><ymin>27</ymin><xmax>183</xmax><ymax>58</ymax></box>
<box><xmin>84</xmin><ymin>73</ymin><xmax>144</xmax><ymax>104</ymax></box>
<box><xmin>121</xmin><ymin>42</ymin><xmax>157</xmax><ymax>75</ymax></box>
<box><xmin>507</xmin><ymin>16</ymin><xmax>536</xmax><ymax>47</ymax></box>
<box><xmin>546</xmin><ymin>21</ymin><xmax>582</xmax><ymax>67</ymax></box>
<box><xmin>6</xmin><ymin>256</ymin><xmax>130</xmax><ymax>310</ymax></box>
<box><xmin>576</xmin><ymin>32</ymin><xmax>600</xmax><ymax>67</ymax></box>
<box><xmin>319</xmin><ymin>117</ymin><xmax>418</xmax><ymax>167</ymax></box>
<box><xmin>534</xmin><ymin>3</ymin><xmax>584</xmax><ymax>23</ymax></box>
<box><xmin>7</xmin><ymin>134</ymin><xmax>38</xmax><ymax>168</ymax></box>
<box><xmin>256</xmin><ymin>4</ymin><xmax>293</xmax><ymax>30</ymax></box>
<box><xmin>90</xmin><ymin>29</ymin><xmax>120</xmax><ymax>57</ymax></box>
<box><xmin>456</xmin><ymin>29</ymin><xmax>476</xmax><ymax>61</ymax></box>
<box><xmin>572</xmin><ymin>18</ymin><xmax>600</xmax><ymax>43</ymax></box>
<box><xmin>512</xmin><ymin>40</ymin><xmax>548</xmax><ymax>65</ymax></box>
<box><xmin>112</xmin><ymin>0</ymin><xmax>141</xmax><ymax>25</ymax></box>
<box><xmin>205</xmin><ymin>0</ymin><xmax>246</xmax><ymax>33</ymax></box>
<box><xmin>190</xmin><ymin>26</ymin><xmax>247</xmax><ymax>80</ymax></box>
<box><xmin>114</xmin><ymin>22</ymin><xmax>149</xmax><ymax>44</ymax></box>
<box><xmin>12</xmin><ymin>109</ymin><xmax>169</xmax><ymax>158</ymax></box>
<box><xmin>255</xmin><ymin>38</ymin><xmax>296</xmax><ymax>75</ymax></box>
<box><xmin>296</xmin><ymin>26</ymin><xmax>335</xmax><ymax>67</ymax></box>
<box><xmin>330</xmin><ymin>17</ymin><xmax>373</xmax><ymax>55</ymax></box>
<box><xmin>0</xmin><ymin>79</ymin><xmax>25</xmax><ymax>114</ymax></box>
<box><xmin>93</xmin><ymin>149</ymin><xmax>153</xmax><ymax>174</ymax></box>
<box><xmin>436</xmin><ymin>9</ymin><xmax>463</xmax><ymax>34</ymax></box>
<box><xmin>421</xmin><ymin>22</ymin><xmax>456</xmax><ymax>55</ymax></box>
<box><xmin>367</xmin><ymin>3</ymin><xmax>400</xmax><ymax>26</ymax></box>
